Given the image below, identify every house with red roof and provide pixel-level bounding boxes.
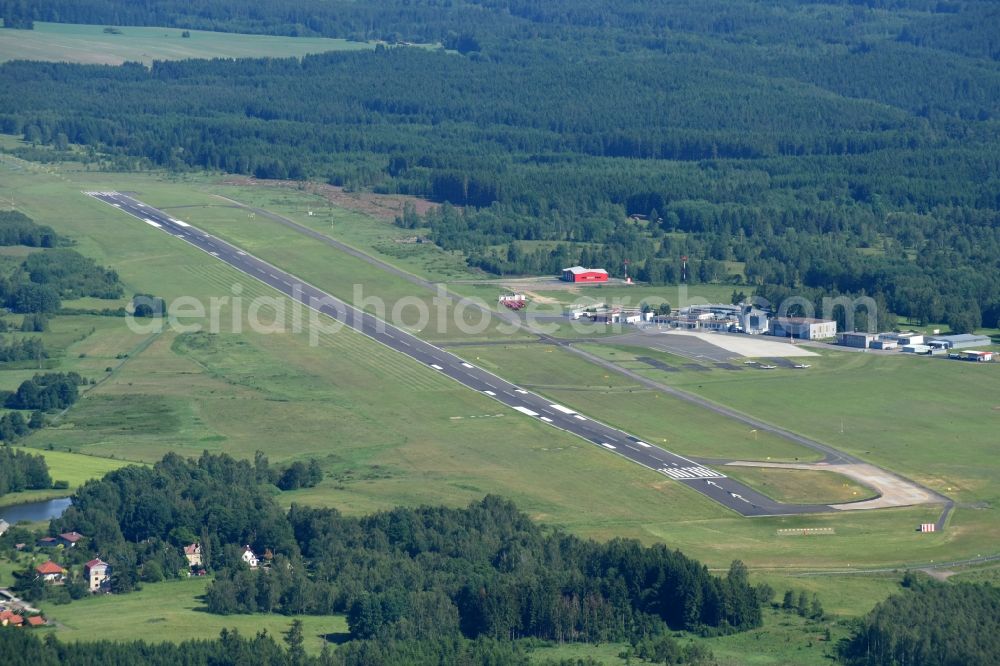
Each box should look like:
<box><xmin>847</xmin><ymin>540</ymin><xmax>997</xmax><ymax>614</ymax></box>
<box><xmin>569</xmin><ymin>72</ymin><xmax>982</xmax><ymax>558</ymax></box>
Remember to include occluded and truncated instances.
<box><xmin>0</xmin><ymin>610</ymin><xmax>24</xmax><ymax>627</ymax></box>
<box><xmin>26</xmin><ymin>615</ymin><xmax>46</xmax><ymax>627</ymax></box>
<box><xmin>36</xmin><ymin>536</ymin><xmax>59</xmax><ymax>548</ymax></box>
<box><xmin>35</xmin><ymin>561</ymin><xmax>65</xmax><ymax>583</ymax></box>
<box><xmin>58</xmin><ymin>531</ymin><xmax>84</xmax><ymax>547</ymax></box>
<box><xmin>183</xmin><ymin>543</ymin><xmax>202</xmax><ymax>567</ymax></box>
<box><xmin>84</xmin><ymin>558</ymin><xmax>110</xmax><ymax>592</ymax></box>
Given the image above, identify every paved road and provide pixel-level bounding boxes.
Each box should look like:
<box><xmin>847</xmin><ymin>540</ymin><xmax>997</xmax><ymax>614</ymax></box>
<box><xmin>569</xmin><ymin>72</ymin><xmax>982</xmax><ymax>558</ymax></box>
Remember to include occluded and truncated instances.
<box><xmin>87</xmin><ymin>191</ymin><xmax>836</xmax><ymax>517</ymax></box>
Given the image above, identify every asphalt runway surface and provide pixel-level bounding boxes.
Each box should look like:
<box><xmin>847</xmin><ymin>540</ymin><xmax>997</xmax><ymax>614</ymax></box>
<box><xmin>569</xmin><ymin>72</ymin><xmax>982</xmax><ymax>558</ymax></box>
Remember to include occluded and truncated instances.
<box><xmin>87</xmin><ymin>190</ymin><xmax>838</xmax><ymax>517</ymax></box>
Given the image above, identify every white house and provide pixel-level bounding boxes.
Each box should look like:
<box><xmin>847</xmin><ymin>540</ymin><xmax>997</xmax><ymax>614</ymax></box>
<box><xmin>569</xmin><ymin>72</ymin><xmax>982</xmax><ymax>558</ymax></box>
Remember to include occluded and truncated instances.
<box><xmin>84</xmin><ymin>558</ymin><xmax>110</xmax><ymax>592</ymax></box>
<box><xmin>241</xmin><ymin>545</ymin><xmax>259</xmax><ymax>569</ymax></box>
<box><xmin>35</xmin><ymin>561</ymin><xmax>65</xmax><ymax>583</ymax></box>
<box><xmin>0</xmin><ymin>519</ymin><xmax>9</xmax><ymax>537</ymax></box>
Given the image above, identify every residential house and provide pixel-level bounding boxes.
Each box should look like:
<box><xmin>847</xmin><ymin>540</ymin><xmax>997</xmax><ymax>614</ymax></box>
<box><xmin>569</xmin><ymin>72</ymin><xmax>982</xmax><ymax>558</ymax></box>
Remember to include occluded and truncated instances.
<box><xmin>58</xmin><ymin>531</ymin><xmax>84</xmax><ymax>548</ymax></box>
<box><xmin>0</xmin><ymin>610</ymin><xmax>24</xmax><ymax>627</ymax></box>
<box><xmin>35</xmin><ymin>561</ymin><xmax>65</xmax><ymax>583</ymax></box>
<box><xmin>36</xmin><ymin>536</ymin><xmax>59</xmax><ymax>548</ymax></box>
<box><xmin>183</xmin><ymin>543</ymin><xmax>203</xmax><ymax>567</ymax></box>
<box><xmin>241</xmin><ymin>545</ymin><xmax>259</xmax><ymax>569</ymax></box>
<box><xmin>84</xmin><ymin>558</ymin><xmax>111</xmax><ymax>592</ymax></box>
<box><xmin>26</xmin><ymin>615</ymin><xmax>47</xmax><ymax>627</ymax></box>
<box><xmin>0</xmin><ymin>519</ymin><xmax>9</xmax><ymax>537</ymax></box>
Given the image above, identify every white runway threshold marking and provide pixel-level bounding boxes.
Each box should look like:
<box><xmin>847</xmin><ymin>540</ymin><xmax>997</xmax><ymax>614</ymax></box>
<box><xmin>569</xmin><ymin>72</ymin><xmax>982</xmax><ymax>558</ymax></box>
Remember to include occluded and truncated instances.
<box><xmin>482</xmin><ymin>390</ymin><xmax>496</xmax><ymax>396</ymax></box>
<box><xmin>512</xmin><ymin>406</ymin><xmax>539</xmax><ymax>417</ymax></box>
<box><xmin>515</xmin><ymin>389</ymin><xmax>528</xmax><ymax>394</ymax></box>
<box><xmin>461</xmin><ymin>362</ymin><xmax>474</xmax><ymax>369</ymax></box>
<box><xmin>548</xmin><ymin>404</ymin><xmax>576</xmax><ymax>415</ymax></box>
<box><xmin>143</xmin><ymin>219</ymin><xmax>161</xmax><ymax>228</ymax></box>
<box><xmin>429</xmin><ymin>364</ymin><xmax>444</xmax><ymax>370</ymax></box>
<box><xmin>170</xmin><ymin>219</ymin><xmax>190</xmax><ymax>227</ymax></box>
<box><xmin>540</xmin><ymin>416</ymin><xmax>553</xmax><ymax>423</ymax></box>
<box><xmin>601</xmin><ymin>443</ymin><xmax>617</xmax><ymax>450</ymax></box>
<box><xmin>660</xmin><ymin>466</ymin><xmax>725</xmax><ymax>480</ymax></box>
<box><xmin>637</xmin><ymin>441</ymin><xmax>651</xmax><ymax>448</ymax></box>
<box><xmin>573</xmin><ymin>415</ymin><xmax>586</xmax><ymax>421</ymax></box>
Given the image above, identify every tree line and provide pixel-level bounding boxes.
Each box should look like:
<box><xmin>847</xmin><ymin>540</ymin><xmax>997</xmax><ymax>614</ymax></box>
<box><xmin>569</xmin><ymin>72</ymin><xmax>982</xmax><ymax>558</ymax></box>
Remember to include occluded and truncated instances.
<box><xmin>0</xmin><ymin>446</ymin><xmax>50</xmax><ymax>497</ymax></box>
<box><xmin>210</xmin><ymin>497</ymin><xmax>768</xmax><ymax>644</ymax></box>
<box><xmin>0</xmin><ymin>210</ymin><xmax>62</xmax><ymax>248</ymax></box>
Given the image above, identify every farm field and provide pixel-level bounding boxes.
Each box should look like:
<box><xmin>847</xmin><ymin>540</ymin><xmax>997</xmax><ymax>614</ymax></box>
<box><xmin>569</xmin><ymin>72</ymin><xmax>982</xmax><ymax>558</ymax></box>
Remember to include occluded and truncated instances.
<box><xmin>37</xmin><ymin>577</ymin><xmax>347</xmax><ymax>654</ymax></box>
<box><xmin>0</xmin><ymin>21</ymin><xmax>373</xmax><ymax>66</ymax></box>
<box><xmin>0</xmin><ymin>149</ymin><xmax>995</xmax><ymax>601</ymax></box>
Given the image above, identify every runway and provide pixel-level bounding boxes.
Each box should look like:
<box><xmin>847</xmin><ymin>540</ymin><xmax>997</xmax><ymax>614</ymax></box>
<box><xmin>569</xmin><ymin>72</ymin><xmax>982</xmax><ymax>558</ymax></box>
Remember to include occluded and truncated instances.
<box><xmin>85</xmin><ymin>190</ymin><xmax>841</xmax><ymax>517</ymax></box>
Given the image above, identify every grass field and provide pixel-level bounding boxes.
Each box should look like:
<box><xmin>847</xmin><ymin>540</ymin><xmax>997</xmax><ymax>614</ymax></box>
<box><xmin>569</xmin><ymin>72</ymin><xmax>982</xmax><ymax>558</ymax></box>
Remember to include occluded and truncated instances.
<box><xmin>578</xmin><ymin>343</ymin><xmax>1000</xmax><ymax>508</ymax></box>
<box><xmin>0</xmin><ymin>144</ymin><xmax>996</xmax><ymax>628</ymax></box>
<box><xmin>453</xmin><ymin>342</ymin><xmax>822</xmax><ymax>463</ymax></box>
<box><xmin>37</xmin><ymin>577</ymin><xmax>347</xmax><ymax>653</ymax></box>
<box><xmin>204</xmin><ymin>183</ymin><xmax>477</xmax><ymax>283</ymax></box>
<box><xmin>0</xmin><ymin>22</ymin><xmax>373</xmax><ymax>66</ymax></box>
<box><xmin>528</xmin><ymin>607</ymin><xmax>845</xmax><ymax>666</ymax></box>
<box><xmin>0</xmin><ymin>450</ymin><xmax>134</xmax><ymax>507</ymax></box>
<box><xmin>724</xmin><ymin>466</ymin><xmax>878</xmax><ymax>505</ymax></box>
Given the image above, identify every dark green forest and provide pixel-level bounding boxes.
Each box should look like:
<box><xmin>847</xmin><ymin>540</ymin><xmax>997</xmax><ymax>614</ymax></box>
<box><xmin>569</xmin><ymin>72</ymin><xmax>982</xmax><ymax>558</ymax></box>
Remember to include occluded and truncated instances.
<box><xmin>838</xmin><ymin>579</ymin><xmax>1000</xmax><ymax>666</ymax></box>
<box><xmin>1</xmin><ymin>1</ymin><xmax>999</xmax><ymax>329</ymax></box>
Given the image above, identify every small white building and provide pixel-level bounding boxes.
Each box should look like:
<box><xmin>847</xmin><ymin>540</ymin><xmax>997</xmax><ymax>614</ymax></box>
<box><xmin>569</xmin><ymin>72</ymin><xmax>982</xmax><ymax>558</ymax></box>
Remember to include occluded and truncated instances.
<box><xmin>241</xmin><ymin>545</ymin><xmax>259</xmax><ymax>569</ymax></box>
<box><xmin>0</xmin><ymin>519</ymin><xmax>9</xmax><ymax>537</ymax></box>
<box><xmin>883</xmin><ymin>332</ymin><xmax>923</xmax><ymax>346</ymax></box>
<box><xmin>902</xmin><ymin>344</ymin><xmax>931</xmax><ymax>354</ymax></box>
